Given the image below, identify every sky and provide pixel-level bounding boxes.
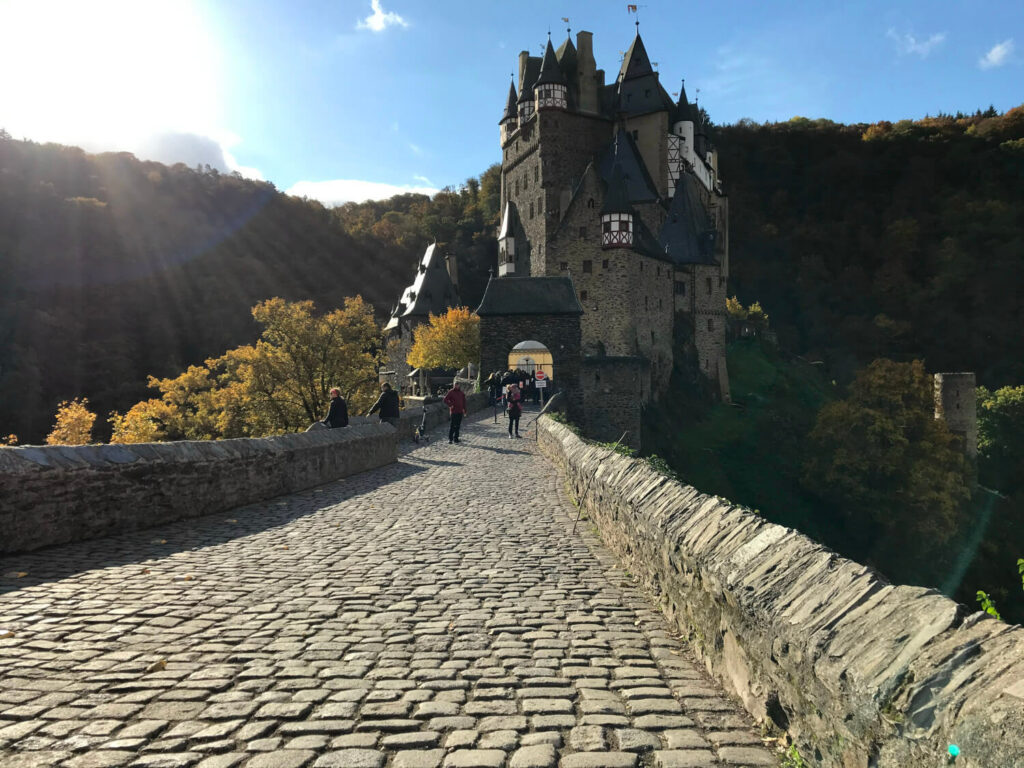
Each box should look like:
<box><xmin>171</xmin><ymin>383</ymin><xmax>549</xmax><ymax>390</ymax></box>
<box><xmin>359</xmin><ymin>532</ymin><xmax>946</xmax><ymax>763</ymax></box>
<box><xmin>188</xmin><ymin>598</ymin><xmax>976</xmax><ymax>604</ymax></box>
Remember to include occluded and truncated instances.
<box><xmin>0</xmin><ymin>0</ymin><xmax>1021</xmax><ymax>205</ymax></box>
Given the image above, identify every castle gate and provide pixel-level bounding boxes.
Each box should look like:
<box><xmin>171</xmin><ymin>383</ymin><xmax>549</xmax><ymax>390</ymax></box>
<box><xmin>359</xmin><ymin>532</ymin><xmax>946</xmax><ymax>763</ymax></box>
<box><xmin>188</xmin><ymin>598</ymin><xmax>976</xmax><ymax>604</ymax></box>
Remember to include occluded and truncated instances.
<box><xmin>475</xmin><ymin>276</ymin><xmax>583</xmax><ymax>421</ymax></box>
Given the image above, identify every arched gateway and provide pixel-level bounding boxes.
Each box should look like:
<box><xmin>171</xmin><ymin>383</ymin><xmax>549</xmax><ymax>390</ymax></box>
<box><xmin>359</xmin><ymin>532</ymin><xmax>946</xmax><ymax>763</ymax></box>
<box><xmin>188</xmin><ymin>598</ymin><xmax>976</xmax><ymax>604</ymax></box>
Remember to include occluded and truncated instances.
<box><xmin>475</xmin><ymin>276</ymin><xmax>583</xmax><ymax>420</ymax></box>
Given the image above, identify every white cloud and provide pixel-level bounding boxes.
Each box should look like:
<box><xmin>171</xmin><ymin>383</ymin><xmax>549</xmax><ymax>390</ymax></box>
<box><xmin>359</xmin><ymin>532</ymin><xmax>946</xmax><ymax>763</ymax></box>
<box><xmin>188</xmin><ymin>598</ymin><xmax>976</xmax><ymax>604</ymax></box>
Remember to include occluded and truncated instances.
<box><xmin>413</xmin><ymin>174</ymin><xmax>434</xmax><ymax>186</ymax></box>
<box><xmin>979</xmin><ymin>39</ymin><xmax>1014</xmax><ymax>69</ymax></box>
<box><xmin>356</xmin><ymin>0</ymin><xmax>407</xmax><ymax>33</ymax></box>
<box><xmin>287</xmin><ymin>179</ymin><xmax>438</xmax><ymax>206</ymax></box>
<box><xmin>887</xmin><ymin>28</ymin><xmax>946</xmax><ymax>58</ymax></box>
<box><xmin>408</xmin><ymin>142</ymin><xmax>423</xmax><ymax>155</ymax></box>
<box><xmin>129</xmin><ymin>131</ymin><xmax>264</xmax><ymax>180</ymax></box>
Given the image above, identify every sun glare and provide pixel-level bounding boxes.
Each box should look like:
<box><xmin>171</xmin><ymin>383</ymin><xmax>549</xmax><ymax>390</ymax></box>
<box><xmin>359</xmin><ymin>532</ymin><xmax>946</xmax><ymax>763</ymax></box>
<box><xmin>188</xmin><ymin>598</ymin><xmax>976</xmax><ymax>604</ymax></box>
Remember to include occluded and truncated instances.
<box><xmin>0</xmin><ymin>0</ymin><xmax>222</xmax><ymax>149</ymax></box>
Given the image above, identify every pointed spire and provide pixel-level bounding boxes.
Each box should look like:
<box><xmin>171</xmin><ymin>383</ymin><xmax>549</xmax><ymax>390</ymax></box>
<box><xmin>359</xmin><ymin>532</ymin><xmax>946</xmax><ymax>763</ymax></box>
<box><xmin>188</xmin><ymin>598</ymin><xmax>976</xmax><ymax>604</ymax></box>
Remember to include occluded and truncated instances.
<box><xmin>673</xmin><ymin>79</ymin><xmax>698</xmax><ymax>124</ymax></box>
<box><xmin>502</xmin><ymin>78</ymin><xmax>518</xmax><ymax>123</ymax></box>
<box><xmin>601</xmin><ymin>163</ymin><xmax>634</xmax><ymax>216</ymax></box>
<box><xmin>536</xmin><ymin>37</ymin><xmax>568</xmax><ymax>86</ymax></box>
<box><xmin>618</xmin><ymin>32</ymin><xmax>653</xmax><ymax>82</ymax></box>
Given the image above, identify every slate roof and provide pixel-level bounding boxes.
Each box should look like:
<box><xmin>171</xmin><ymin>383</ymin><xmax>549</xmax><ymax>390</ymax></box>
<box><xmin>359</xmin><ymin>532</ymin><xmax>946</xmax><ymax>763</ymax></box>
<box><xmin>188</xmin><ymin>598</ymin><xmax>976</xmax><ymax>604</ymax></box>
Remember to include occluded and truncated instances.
<box><xmin>501</xmin><ymin>80</ymin><xmax>517</xmax><ymax>123</ymax></box>
<box><xmin>659</xmin><ymin>172</ymin><xmax>717</xmax><ymax>266</ymax></box>
<box><xmin>497</xmin><ymin>201</ymin><xmax>520</xmax><ymax>240</ymax></box>
<box><xmin>385</xmin><ymin>243</ymin><xmax>459</xmax><ymax>330</ymax></box>
<box><xmin>618</xmin><ymin>34</ymin><xmax>654</xmax><ymax>82</ymax></box>
<box><xmin>518</xmin><ymin>56</ymin><xmax>541</xmax><ymax>103</ymax></box>
<box><xmin>671</xmin><ymin>81</ymin><xmax>699</xmax><ymax>124</ymax></box>
<box><xmin>536</xmin><ymin>38</ymin><xmax>568</xmax><ymax>86</ymax></box>
<box><xmin>600</xmin><ymin>163</ymin><xmax>634</xmax><ymax>216</ymax></box>
<box><xmin>476</xmin><ymin>276</ymin><xmax>584</xmax><ymax>316</ymax></box>
<box><xmin>555</xmin><ymin>35</ymin><xmax>577</xmax><ymax>83</ymax></box>
<box><xmin>597</xmin><ymin>130</ymin><xmax>660</xmax><ymax>205</ymax></box>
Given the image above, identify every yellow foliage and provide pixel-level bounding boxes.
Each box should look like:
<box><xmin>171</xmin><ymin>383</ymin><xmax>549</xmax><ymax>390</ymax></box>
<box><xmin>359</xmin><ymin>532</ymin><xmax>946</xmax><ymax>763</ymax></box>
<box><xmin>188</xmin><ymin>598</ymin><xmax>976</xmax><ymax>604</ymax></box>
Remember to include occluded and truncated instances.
<box><xmin>725</xmin><ymin>296</ymin><xmax>747</xmax><ymax>319</ymax></box>
<box><xmin>1</xmin><ymin>434</ymin><xmax>17</xmax><ymax>446</ymax></box>
<box><xmin>114</xmin><ymin>297</ymin><xmax>383</xmax><ymax>440</ymax></box>
<box><xmin>407</xmin><ymin>307</ymin><xmax>481</xmax><ymax>371</ymax></box>
<box><xmin>46</xmin><ymin>397</ymin><xmax>96</xmax><ymax>445</ymax></box>
<box><xmin>109</xmin><ymin>399</ymin><xmax>175</xmax><ymax>443</ymax></box>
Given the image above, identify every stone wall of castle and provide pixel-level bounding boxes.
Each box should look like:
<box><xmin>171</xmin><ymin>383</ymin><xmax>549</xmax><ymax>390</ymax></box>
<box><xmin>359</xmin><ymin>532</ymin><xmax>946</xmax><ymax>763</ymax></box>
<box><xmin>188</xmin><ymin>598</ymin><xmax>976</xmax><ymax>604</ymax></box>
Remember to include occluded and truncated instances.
<box><xmin>581</xmin><ymin>357</ymin><xmax>650</xmax><ymax>449</ymax></box>
<box><xmin>934</xmin><ymin>372</ymin><xmax>978</xmax><ymax>457</ymax></box>
<box><xmin>539</xmin><ymin>416</ymin><xmax>1024</xmax><ymax>768</ymax></box>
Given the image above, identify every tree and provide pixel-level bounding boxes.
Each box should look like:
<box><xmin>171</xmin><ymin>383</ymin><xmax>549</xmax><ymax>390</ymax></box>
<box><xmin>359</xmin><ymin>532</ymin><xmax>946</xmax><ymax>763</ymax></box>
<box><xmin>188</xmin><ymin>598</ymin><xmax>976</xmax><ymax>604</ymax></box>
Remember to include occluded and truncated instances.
<box><xmin>977</xmin><ymin>385</ymin><xmax>1024</xmax><ymax>493</ymax></box>
<box><xmin>803</xmin><ymin>359</ymin><xmax>971</xmax><ymax>544</ymax></box>
<box><xmin>112</xmin><ymin>297</ymin><xmax>383</xmax><ymax>440</ymax></box>
<box><xmin>407</xmin><ymin>307</ymin><xmax>481</xmax><ymax>372</ymax></box>
<box><xmin>46</xmin><ymin>398</ymin><xmax>96</xmax><ymax>445</ymax></box>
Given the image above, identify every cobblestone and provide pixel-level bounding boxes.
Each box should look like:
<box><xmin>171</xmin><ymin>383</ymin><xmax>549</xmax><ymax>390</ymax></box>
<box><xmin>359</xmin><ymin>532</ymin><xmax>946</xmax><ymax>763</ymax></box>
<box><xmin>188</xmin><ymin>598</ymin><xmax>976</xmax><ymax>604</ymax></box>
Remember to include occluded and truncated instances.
<box><xmin>0</xmin><ymin>410</ymin><xmax>776</xmax><ymax>767</ymax></box>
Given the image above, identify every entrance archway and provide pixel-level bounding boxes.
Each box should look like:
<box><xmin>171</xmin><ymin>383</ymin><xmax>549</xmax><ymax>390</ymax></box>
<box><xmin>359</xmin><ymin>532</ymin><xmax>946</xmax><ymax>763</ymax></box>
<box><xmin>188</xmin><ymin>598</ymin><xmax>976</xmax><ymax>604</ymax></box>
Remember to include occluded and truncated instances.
<box><xmin>508</xmin><ymin>340</ymin><xmax>554</xmax><ymax>379</ymax></box>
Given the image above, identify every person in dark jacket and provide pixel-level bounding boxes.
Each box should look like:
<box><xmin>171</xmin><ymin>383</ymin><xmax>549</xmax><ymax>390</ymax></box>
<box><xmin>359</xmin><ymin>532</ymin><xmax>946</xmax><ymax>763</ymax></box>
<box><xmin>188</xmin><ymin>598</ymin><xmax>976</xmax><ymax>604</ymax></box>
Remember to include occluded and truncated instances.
<box><xmin>322</xmin><ymin>387</ymin><xmax>349</xmax><ymax>428</ymax></box>
<box><xmin>443</xmin><ymin>382</ymin><xmax>468</xmax><ymax>443</ymax></box>
<box><xmin>367</xmin><ymin>382</ymin><xmax>400</xmax><ymax>427</ymax></box>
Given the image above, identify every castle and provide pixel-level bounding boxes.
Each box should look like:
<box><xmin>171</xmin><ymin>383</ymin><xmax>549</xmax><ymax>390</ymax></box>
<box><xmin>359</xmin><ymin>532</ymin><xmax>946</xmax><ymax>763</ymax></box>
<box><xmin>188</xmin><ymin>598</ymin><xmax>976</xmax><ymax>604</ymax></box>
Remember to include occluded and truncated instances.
<box><xmin>385</xmin><ymin>27</ymin><xmax>731</xmax><ymax>445</ymax></box>
<box><xmin>484</xmin><ymin>27</ymin><xmax>731</xmax><ymax>443</ymax></box>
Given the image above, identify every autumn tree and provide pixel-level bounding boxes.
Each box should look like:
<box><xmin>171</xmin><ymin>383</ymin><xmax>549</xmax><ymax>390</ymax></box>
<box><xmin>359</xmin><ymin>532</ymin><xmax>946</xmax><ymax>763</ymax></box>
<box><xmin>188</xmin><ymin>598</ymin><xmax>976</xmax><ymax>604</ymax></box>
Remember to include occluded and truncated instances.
<box><xmin>804</xmin><ymin>359</ymin><xmax>971</xmax><ymax>544</ymax></box>
<box><xmin>407</xmin><ymin>307</ymin><xmax>481</xmax><ymax>372</ymax></box>
<box><xmin>46</xmin><ymin>397</ymin><xmax>96</xmax><ymax>445</ymax></box>
<box><xmin>109</xmin><ymin>297</ymin><xmax>383</xmax><ymax>440</ymax></box>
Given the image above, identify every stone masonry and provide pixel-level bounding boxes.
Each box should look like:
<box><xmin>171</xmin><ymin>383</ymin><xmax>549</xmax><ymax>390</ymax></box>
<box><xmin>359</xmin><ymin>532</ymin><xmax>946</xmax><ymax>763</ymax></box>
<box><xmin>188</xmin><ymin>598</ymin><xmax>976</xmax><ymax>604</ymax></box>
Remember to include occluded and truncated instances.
<box><xmin>0</xmin><ymin>408</ymin><xmax>777</xmax><ymax>768</ymax></box>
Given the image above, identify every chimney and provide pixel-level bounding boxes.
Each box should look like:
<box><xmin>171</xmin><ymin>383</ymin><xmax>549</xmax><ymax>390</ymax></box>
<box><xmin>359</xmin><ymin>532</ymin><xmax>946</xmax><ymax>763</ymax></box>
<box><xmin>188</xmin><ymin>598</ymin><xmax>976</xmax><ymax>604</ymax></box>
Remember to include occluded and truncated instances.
<box><xmin>576</xmin><ymin>31</ymin><xmax>598</xmax><ymax>114</ymax></box>
<box><xmin>518</xmin><ymin>51</ymin><xmax>530</xmax><ymax>93</ymax></box>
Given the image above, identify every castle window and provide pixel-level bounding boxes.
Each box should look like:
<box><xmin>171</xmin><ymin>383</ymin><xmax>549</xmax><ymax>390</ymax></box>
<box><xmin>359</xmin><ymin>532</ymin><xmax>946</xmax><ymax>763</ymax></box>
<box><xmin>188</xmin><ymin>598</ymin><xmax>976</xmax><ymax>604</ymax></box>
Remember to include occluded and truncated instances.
<box><xmin>580</xmin><ymin>290</ymin><xmax>588</xmax><ymax>301</ymax></box>
<box><xmin>640</xmin><ymin>261</ymin><xmax>643</xmax><ymax>271</ymax></box>
<box><xmin>602</xmin><ymin>259</ymin><xmax>609</xmax><ymax>269</ymax></box>
<box><xmin>651</xmin><ymin>331</ymin><xmax>655</xmax><ymax>344</ymax></box>
<box><xmin>578</xmin><ymin>226</ymin><xmax>586</xmax><ymax>239</ymax></box>
<box><xmin>529</xmin><ymin>202</ymin><xmax>534</xmax><ymax>218</ymax></box>
<box><xmin>603</xmin><ymin>220</ymin><xmax>612</xmax><ymax>233</ymax></box>
<box><xmin>537</xmin><ymin>196</ymin><xmax>543</xmax><ymax>214</ymax></box>
<box><xmin>674</xmin><ymin>281</ymin><xmax>686</xmax><ymax>295</ymax></box>
<box><xmin>706</xmin><ymin>277</ymin><xmax>713</xmax><ymax>294</ymax></box>
<box><xmin>656</xmin><ymin>266</ymin><xmax>661</xmax><ymax>276</ymax></box>
<box><xmin>559</xmin><ymin>261</ymin><xmax>568</xmax><ymax>271</ymax></box>
<box><xmin>707</xmin><ymin>319</ymin><xmax>714</xmax><ymax>331</ymax></box>
<box><xmin>659</xmin><ymin>298</ymin><xmax>663</xmax><ymax>309</ymax></box>
<box><xmin>524</xmin><ymin>175</ymin><xmax>529</xmax><ymax>190</ymax></box>
<box><xmin>644</xmin><ymin>296</ymin><xmax>648</xmax><ymax>309</ymax></box>
<box><xmin>583</xmin><ymin>260</ymin><xmax>592</xmax><ymax>274</ymax></box>
<box><xmin>588</xmin><ymin>198</ymin><xmax>595</xmax><ymax>209</ymax></box>
<box><xmin>534</xmin><ymin>166</ymin><xmax>539</xmax><ymax>181</ymax></box>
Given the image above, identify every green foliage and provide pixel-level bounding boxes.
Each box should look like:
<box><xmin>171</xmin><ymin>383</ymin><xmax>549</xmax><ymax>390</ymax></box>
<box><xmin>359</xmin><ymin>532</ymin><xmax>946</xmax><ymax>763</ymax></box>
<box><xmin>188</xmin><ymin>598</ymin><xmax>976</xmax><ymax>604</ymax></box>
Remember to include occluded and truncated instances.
<box><xmin>977</xmin><ymin>385</ymin><xmax>1024</xmax><ymax>493</ymax></box>
<box><xmin>717</xmin><ymin>105</ymin><xmax>1024</xmax><ymax>387</ymax></box>
<box><xmin>780</xmin><ymin>745</ymin><xmax>808</xmax><ymax>768</ymax></box>
<box><xmin>977</xmin><ymin>590</ymin><xmax>1003</xmax><ymax>621</ymax></box>
<box><xmin>804</xmin><ymin>359</ymin><xmax>972</xmax><ymax>547</ymax></box>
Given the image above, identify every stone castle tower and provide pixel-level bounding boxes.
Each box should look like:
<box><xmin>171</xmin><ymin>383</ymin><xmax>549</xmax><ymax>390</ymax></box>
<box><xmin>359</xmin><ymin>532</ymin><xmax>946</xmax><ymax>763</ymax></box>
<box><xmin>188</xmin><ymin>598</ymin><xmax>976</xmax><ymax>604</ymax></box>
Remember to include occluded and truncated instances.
<box><xmin>934</xmin><ymin>372</ymin><xmax>978</xmax><ymax>457</ymax></box>
<box><xmin>494</xmin><ymin>28</ymin><xmax>730</xmax><ymax>412</ymax></box>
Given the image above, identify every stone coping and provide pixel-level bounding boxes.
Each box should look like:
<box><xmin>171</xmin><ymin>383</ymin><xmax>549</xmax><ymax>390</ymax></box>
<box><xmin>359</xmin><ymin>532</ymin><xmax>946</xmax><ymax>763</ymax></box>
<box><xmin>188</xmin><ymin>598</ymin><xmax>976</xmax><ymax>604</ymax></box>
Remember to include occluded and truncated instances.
<box><xmin>538</xmin><ymin>416</ymin><xmax>1024</xmax><ymax>768</ymax></box>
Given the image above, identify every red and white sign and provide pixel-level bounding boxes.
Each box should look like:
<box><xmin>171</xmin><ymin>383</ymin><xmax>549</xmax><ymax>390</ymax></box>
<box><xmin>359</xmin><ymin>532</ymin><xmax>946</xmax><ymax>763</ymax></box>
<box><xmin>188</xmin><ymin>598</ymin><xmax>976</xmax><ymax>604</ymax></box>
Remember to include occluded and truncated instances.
<box><xmin>535</xmin><ymin>371</ymin><xmax>547</xmax><ymax>381</ymax></box>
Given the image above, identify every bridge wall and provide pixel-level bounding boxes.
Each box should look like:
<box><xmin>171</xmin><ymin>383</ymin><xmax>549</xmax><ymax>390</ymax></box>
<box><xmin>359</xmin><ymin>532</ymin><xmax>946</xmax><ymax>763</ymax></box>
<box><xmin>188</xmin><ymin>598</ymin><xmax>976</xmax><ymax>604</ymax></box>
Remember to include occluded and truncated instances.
<box><xmin>539</xmin><ymin>417</ymin><xmax>1024</xmax><ymax>768</ymax></box>
<box><xmin>0</xmin><ymin>423</ymin><xmax>398</xmax><ymax>555</ymax></box>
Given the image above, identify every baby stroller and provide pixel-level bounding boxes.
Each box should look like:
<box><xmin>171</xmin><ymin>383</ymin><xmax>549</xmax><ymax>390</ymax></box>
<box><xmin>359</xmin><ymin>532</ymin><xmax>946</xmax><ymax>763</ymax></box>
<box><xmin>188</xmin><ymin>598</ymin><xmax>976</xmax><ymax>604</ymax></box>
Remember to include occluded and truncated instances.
<box><xmin>411</xmin><ymin>405</ymin><xmax>430</xmax><ymax>443</ymax></box>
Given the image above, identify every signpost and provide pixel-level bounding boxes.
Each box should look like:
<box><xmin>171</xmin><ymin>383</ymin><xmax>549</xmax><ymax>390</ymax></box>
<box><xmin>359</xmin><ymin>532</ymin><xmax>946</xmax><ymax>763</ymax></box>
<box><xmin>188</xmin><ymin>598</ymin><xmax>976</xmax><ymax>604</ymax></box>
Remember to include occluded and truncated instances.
<box><xmin>535</xmin><ymin>370</ymin><xmax>547</xmax><ymax>404</ymax></box>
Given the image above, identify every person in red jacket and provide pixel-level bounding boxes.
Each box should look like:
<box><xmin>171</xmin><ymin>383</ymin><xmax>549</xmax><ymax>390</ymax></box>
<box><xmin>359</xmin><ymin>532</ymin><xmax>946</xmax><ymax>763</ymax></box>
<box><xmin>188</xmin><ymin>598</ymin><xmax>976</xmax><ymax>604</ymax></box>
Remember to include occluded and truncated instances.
<box><xmin>443</xmin><ymin>382</ymin><xmax>468</xmax><ymax>444</ymax></box>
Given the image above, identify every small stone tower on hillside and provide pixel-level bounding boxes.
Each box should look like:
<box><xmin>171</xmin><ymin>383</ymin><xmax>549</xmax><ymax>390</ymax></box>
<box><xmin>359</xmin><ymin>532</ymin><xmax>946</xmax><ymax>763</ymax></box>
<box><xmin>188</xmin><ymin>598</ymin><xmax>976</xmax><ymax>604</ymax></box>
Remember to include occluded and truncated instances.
<box><xmin>495</xmin><ymin>29</ymin><xmax>730</xmax><ymax>405</ymax></box>
<box><xmin>934</xmin><ymin>372</ymin><xmax>978</xmax><ymax>457</ymax></box>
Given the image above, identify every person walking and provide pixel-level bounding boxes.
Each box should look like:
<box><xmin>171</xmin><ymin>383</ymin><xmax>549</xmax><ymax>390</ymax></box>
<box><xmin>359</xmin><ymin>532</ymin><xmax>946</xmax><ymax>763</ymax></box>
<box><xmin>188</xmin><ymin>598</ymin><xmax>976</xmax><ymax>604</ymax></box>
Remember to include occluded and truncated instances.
<box><xmin>443</xmin><ymin>381</ymin><xmax>468</xmax><ymax>443</ymax></box>
<box><xmin>321</xmin><ymin>387</ymin><xmax>349</xmax><ymax>428</ymax></box>
<box><xmin>367</xmin><ymin>382</ymin><xmax>401</xmax><ymax>428</ymax></box>
<box><xmin>506</xmin><ymin>384</ymin><xmax>522</xmax><ymax>439</ymax></box>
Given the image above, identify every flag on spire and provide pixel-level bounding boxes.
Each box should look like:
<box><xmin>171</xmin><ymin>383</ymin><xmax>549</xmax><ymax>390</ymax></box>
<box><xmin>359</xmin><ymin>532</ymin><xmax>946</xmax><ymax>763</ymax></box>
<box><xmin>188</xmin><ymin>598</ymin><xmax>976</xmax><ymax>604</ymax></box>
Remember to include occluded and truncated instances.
<box><xmin>561</xmin><ymin>17</ymin><xmax>569</xmax><ymax>22</ymax></box>
<box><xmin>627</xmin><ymin>4</ymin><xmax>637</xmax><ymax>12</ymax></box>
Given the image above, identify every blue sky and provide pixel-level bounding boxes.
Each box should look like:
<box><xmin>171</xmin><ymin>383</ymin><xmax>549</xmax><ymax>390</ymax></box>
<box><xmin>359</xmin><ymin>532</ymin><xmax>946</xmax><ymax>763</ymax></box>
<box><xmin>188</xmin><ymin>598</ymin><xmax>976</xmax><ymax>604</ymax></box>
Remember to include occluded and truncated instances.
<box><xmin>1</xmin><ymin>0</ymin><xmax>1021</xmax><ymax>204</ymax></box>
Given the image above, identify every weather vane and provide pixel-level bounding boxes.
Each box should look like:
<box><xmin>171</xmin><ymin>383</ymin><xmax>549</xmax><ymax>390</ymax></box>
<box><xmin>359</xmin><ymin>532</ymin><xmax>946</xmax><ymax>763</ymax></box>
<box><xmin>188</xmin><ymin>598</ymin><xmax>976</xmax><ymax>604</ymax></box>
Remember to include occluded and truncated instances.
<box><xmin>561</xmin><ymin>16</ymin><xmax>570</xmax><ymax>36</ymax></box>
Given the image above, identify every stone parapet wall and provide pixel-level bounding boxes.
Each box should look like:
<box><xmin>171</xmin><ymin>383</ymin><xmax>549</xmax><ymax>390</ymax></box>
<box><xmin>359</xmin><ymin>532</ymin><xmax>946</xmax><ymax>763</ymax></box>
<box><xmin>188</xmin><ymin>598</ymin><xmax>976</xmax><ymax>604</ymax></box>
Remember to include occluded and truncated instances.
<box><xmin>538</xmin><ymin>416</ymin><xmax>1024</xmax><ymax>768</ymax></box>
<box><xmin>0</xmin><ymin>424</ymin><xmax>401</xmax><ymax>555</ymax></box>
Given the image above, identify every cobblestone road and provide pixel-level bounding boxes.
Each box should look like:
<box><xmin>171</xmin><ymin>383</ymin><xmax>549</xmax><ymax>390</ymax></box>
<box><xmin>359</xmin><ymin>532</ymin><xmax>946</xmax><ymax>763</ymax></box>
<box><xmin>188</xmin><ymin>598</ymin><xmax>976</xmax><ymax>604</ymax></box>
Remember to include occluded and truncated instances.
<box><xmin>0</xmin><ymin>408</ymin><xmax>777</xmax><ymax>768</ymax></box>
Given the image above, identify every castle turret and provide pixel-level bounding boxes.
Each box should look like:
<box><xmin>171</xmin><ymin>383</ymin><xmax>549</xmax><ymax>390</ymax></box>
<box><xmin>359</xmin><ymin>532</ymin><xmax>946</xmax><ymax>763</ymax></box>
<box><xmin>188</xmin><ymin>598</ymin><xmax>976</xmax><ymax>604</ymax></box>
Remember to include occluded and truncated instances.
<box><xmin>500</xmin><ymin>79</ymin><xmax>518</xmax><ymax>144</ymax></box>
<box><xmin>600</xmin><ymin>163</ymin><xmax>634</xmax><ymax>248</ymax></box>
<box><xmin>497</xmin><ymin>202</ymin><xmax>521</xmax><ymax>276</ymax></box>
<box><xmin>535</xmin><ymin>37</ymin><xmax>568</xmax><ymax>111</ymax></box>
<box><xmin>934</xmin><ymin>373</ymin><xmax>978</xmax><ymax>457</ymax></box>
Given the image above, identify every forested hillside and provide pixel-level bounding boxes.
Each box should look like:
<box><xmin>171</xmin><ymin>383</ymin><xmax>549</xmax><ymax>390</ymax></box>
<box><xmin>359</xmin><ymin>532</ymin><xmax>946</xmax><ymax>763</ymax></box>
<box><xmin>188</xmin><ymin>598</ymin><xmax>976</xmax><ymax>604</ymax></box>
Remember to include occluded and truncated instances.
<box><xmin>718</xmin><ymin>107</ymin><xmax>1024</xmax><ymax>386</ymax></box>
<box><xmin>3</xmin><ymin>106</ymin><xmax>1022</xmax><ymax>444</ymax></box>
<box><xmin>0</xmin><ymin>134</ymin><xmax>497</xmax><ymax>443</ymax></box>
